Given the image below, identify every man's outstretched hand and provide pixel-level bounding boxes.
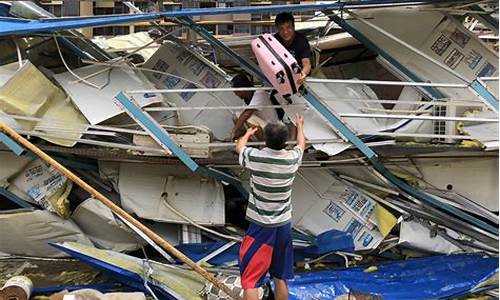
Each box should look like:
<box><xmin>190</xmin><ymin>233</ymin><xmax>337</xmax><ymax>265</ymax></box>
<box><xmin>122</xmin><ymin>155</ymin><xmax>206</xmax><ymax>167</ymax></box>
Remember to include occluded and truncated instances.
<box><xmin>235</xmin><ymin>127</ymin><xmax>259</xmax><ymax>154</ymax></box>
<box><xmin>295</xmin><ymin>113</ymin><xmax>305</xmax><ymax>151</ymax></box>
<box><xmin>245</xmin><ymin>126</ymin><xmax>259</xmax><ymax>137</ymax></box>
<box><xmin>297</xmin><ymin>71</ymin><xmax>307</xmax><ymax>86</ymax></box>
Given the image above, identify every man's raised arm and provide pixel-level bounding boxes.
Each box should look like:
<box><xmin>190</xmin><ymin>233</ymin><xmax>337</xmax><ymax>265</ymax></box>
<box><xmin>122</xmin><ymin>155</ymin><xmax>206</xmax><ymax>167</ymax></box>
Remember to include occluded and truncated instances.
<box><xmin>295</xmin><ymin>113</ymin><xmax>305</xmax><ymax>151</ymax></box>
<box><xmin>235</xmin><ymin>127</ymin><xmax>258</xmax><ymax>154</ymax></box>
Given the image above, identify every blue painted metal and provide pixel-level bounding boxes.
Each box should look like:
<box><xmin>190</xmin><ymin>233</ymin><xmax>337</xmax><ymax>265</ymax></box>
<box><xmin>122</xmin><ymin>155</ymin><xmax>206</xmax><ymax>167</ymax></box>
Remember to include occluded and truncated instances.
<box><xmin>0</xmin><ymin>132</ymin><xmax>25</xmax><ymax>155</ymax></box>
<box><xmin>469</xmin><ymin>79</ymin><xmax>499</xmax><ymax>112</ymax></box>
<box><xmin>176</xmin><ymin>16</ymin><xmax>268</xmax><ymax>84</ymax></box>
<box><xmin>0</xmin><ymin>0</ymin><xmax>459</xmax><ymax>37</ymax></box>
<box><xmin>0</xmin><ymin>188</ymin><xmax>33</xmax><ymax>208</ymax></box>
<box><xmin>114</xmin><ymin>92</ymin><xmax>248</xmax><ymax>197</ymax></box>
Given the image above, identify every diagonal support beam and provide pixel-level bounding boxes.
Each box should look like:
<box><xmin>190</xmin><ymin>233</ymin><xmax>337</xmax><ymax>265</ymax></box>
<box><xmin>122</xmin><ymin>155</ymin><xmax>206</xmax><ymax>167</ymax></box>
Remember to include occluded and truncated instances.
<box><xmin>0</xmin><ymin>132</ymin><xmax>26</xmax><ymax>155</ymax></box>
<box><xmin>176</xmin><ymin>16</ymin><xmax>269</xmax><ymax>85</ymax></box>
<box><xmin>0</xmin><ymin>188</ymin><xmax>33</xmax><ymax>208</ymax></box>
<box><xmin>326</xmin><ymin>11</ymin><xmax>446</xmax><ymax>99</ymax></box>
<box><xmin>179</xmin><ymin>16</ymin><xmax>498</xmax><ymax>236</ymax></box>
<box><xmin>0</xmin><ymin>122</ymin><xmax>242</xmax><ymax>300</ymax></box>
<box><xmin>469</xmin><ymin>79</ymin><xmax>499</xmax><ymax>112</ymax></box>
<box><xmin>303</xmin><ymin>91</ymin><xmax>498</xmax><ymax>236</ymax></box>
<box><xmin>114</xmin><ymin>92</ymin><xmax>248</xmax><ymax>198</ymax></box>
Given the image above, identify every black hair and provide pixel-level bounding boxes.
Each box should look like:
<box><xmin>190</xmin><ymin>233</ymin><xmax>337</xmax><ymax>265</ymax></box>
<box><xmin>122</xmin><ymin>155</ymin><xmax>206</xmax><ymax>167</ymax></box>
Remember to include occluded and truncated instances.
<box><xmin>275</xmin><ymin>12</ymin><xmax>295</xmax><ymax>26</ymax></box>
<box><xmin>230</xmin><ymin>73</ymin><xmax>253</xmax><ymax>88</ymax></box>
<box><xmin>264</xmin><ymin>122</ymin><xmax>288</xmax><ymax>150</ymax></box>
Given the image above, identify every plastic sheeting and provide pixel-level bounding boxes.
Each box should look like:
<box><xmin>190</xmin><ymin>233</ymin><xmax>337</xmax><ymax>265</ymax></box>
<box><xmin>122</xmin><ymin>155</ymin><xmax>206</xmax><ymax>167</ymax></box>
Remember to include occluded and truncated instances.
<box><xmin>176</xmin><ymin>230</ymin><xmax>354</xmax><ymax>266</ymax></box>
<box><xmin>71</xmin><ymin>198</ymin><xmax>143</xmax><ymax>252</ymax></box>
<box><xmin>0</xmin><ymin>209</ymin><xmax>93</xmax><ymax>257</ymax></box>
<box><xmin>288</xmin><ymin>254</ymin><xmax>498</xmax><ymax>300</ymax></box>
<box><xmin>53</xmin><ymin>242</ymin><xmax>205</xmax><ymax>300</ymax></box>
<box><xmin>0</xmin><ymin>61</ymin><xmax>88</xmax><ymax>147</ymax></box>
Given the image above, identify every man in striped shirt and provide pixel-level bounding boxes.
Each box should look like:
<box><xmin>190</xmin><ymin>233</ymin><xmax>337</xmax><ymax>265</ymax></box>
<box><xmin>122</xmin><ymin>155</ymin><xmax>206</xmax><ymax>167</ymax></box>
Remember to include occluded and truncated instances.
<box><xmin>235</xmin><ymin>114</ymin><xmax>305</xmax><ymax>300</ymax></box>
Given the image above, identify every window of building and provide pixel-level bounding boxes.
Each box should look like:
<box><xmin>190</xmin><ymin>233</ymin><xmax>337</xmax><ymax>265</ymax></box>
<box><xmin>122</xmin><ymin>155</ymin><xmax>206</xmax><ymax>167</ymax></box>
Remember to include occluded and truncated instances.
<box><xmin>93</xmin><ymin>7</ymin><xmax>114</xmax><ymax>16</ymax></box>
<box><xmin>43</xmin><ymin>5</ymin><xmax>63</xmax><ymax>17</ymax></box>
<box><xmin>199</xmin><ymin>2</ymin><xmax>216</xmax><ymax>8</ymax></box>
<box><xmin>251</xmin><ymin>25</ymin><xmax>262</xmax><ymax>35</ymax></box>
<box><xmin>134</xmin><ymin>25</ymin><xmax>153</xmax><ymax>33</ymax></box>
<box><xmin>234</xmin><ymin>24</ymin><xmax>250</xmax><ymax>34</ymax></box>
<box><xmin>93</xmin><ymin>26</ymin><xmax>130</xmax><ymax>37</ymax></box>
<box><xmin>203</xmin><ymin>24</ymin><xmax>216</xmax><ymax>34</ymax></box>
<box><xmin>163</xmin><ymin>4</ymin><xmax>182</xmax><ymax>11</ymax></box>
<box><xmin>262</xmin><ymin>25</ymin><xmax>272</xmax><ymax>34</ymax></box>
<box><xmin>233</xmin><ymin>0</ymin><xmax>249</xmax><ymax>7</ymax></box>
<box><xmin>217</xmin><ymin>24</ymin><xmax>234</xmax><ymax>35</ymax></box>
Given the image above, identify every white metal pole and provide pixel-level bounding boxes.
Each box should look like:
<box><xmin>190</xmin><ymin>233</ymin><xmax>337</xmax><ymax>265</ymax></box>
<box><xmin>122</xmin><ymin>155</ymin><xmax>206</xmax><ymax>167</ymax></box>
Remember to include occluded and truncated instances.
<box><xmin>127</xmin><ymin>87</ymin><xmax>272</xmax><ymax>94</ymax></box>
<box><xmin>306</xmin><ymin>78</ymin><xmax>468</xmax><ymax>88</ymax></box>
<box><xmin>145</xmin><ymin>104</ymin><xmax>308</xmax><ymax>111</ymax></box>
<box><xmin>357</xmin><ymin>131</ymin><xmax>481</xmax><ymax>140</ymax></box>
<box><xmin>339</xmin><ymin>113</ymin><xmax>498</xmax><ymax>122</ymax></box>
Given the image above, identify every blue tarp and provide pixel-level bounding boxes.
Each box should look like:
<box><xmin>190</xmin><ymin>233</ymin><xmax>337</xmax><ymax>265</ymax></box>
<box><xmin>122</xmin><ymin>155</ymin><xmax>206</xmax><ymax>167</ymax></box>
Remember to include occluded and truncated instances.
<box><xmin>0</xmin><ymin>0</ymin><xmax>455</xmax><ymax>37</ymax></box>
<box><xmin>287</xmin><ymin>254</ymin><xmax>499</xmax><ymax>300</ymax></box>
<box><xmin>176</xmin><ymin>230</ymin><xmax>354</xmax><ymax>265</ymax></box>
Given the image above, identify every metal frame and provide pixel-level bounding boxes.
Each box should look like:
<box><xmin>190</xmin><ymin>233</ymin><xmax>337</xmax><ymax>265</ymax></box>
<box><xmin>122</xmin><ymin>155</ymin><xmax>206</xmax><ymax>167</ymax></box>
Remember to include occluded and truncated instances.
<box><xmin>331</xmin><ymin>9</ymin><xmax>499</xmax><ymax>113</ymax></box>
<box><xmin>114</xmin><ymin>92</ymin><xmax>248</xmax><ymax>197</ymax></box>
<box><xmin>469</xmin><ymin>79</ymin><xmax>499</xmax><ymax>112</ymax></box>
<box><xmin>182</xmin><ymin>14</ymin><xmax>498</xmax><ymax>236</ymax></box>
<box><xmin>326</xmin><ymin>11</ymin><xmax>445</xmax><ymax>99</ymax></box>
<box><xmin>0</xmin><ymin>132</ymin><xmax>25</xmax><ymax>155</ymax></box>
<box><xmin>0</xmin><ymin>188</ymin><xmax>33</xmax><ymax>208</ymax></box>
<box><xmin>0</xmin><ymin>0</ymin><xmax>459</xmax><ymax>37</ymax></box>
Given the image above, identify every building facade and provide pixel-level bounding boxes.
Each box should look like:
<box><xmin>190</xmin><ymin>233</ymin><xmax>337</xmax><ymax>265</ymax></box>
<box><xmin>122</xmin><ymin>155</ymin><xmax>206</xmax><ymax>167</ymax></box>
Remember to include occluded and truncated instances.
<box><xmin>34</xmin><ymin>0</ymin><xmax>314</xmax><ymax>37</ymax></box>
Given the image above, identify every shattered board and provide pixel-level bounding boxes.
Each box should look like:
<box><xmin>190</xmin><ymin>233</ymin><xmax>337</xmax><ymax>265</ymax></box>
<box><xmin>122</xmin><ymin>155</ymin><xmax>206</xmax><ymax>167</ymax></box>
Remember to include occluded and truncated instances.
<box><xmin>54</xmin><ymin>65</ymin><xmax>162</xmax><ymax>125</ymax></box>
<box><xmin>291</xmin><ymin>169</ymin><xmax>395</xmax><ymax>251</ymax></box>
<box><xmin>119</xmin><ymin>163</ymin><xmax>225</xmax><ymax>225</ymax></box>
<box><xmin>0</xmin><ymin>61</ymin><xmax>88</xmax><ymax>147</ymax></box>
<box><xmin>143</xmin><ymin>41</ymin><xmax>242</xmax><ymax>140</ymax></box>
<box><xmin>399</xmin><ymin>219</ymin><xmax>462</xmax><ymax>254</ymax></box>
<box><xmin>72</xmin><ymin>198</ymin><xmax>143</xmax><ymax>252</ymax></box>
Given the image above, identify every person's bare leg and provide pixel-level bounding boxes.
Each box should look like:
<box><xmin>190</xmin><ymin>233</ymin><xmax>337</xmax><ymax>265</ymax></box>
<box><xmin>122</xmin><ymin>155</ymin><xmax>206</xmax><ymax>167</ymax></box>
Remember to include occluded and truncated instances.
<box><xmin>273</xmin><ymin>278</ymin><xmax>289</xmax><ymax>300</ymax></box>
<box><xmin>244</xmin><ymin>288</ymin><xmax>260</xmax><ymax>300</ymax></box>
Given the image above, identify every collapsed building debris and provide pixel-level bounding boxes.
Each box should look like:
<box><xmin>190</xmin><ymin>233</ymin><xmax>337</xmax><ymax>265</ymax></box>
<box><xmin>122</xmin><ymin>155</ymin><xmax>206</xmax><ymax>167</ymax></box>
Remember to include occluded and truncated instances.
<box><xmin>0</xmin><ymin>0</ymin><xmax>498</xmax><ymax>299</ymax></box>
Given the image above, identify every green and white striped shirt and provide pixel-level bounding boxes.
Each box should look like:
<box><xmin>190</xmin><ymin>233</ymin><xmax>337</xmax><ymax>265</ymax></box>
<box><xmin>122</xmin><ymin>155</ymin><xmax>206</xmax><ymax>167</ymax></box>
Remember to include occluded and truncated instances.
<box><xmin>239</xmin><ymin>146</ymin><xmax>303</xmax><ymax>227</ymax></box>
